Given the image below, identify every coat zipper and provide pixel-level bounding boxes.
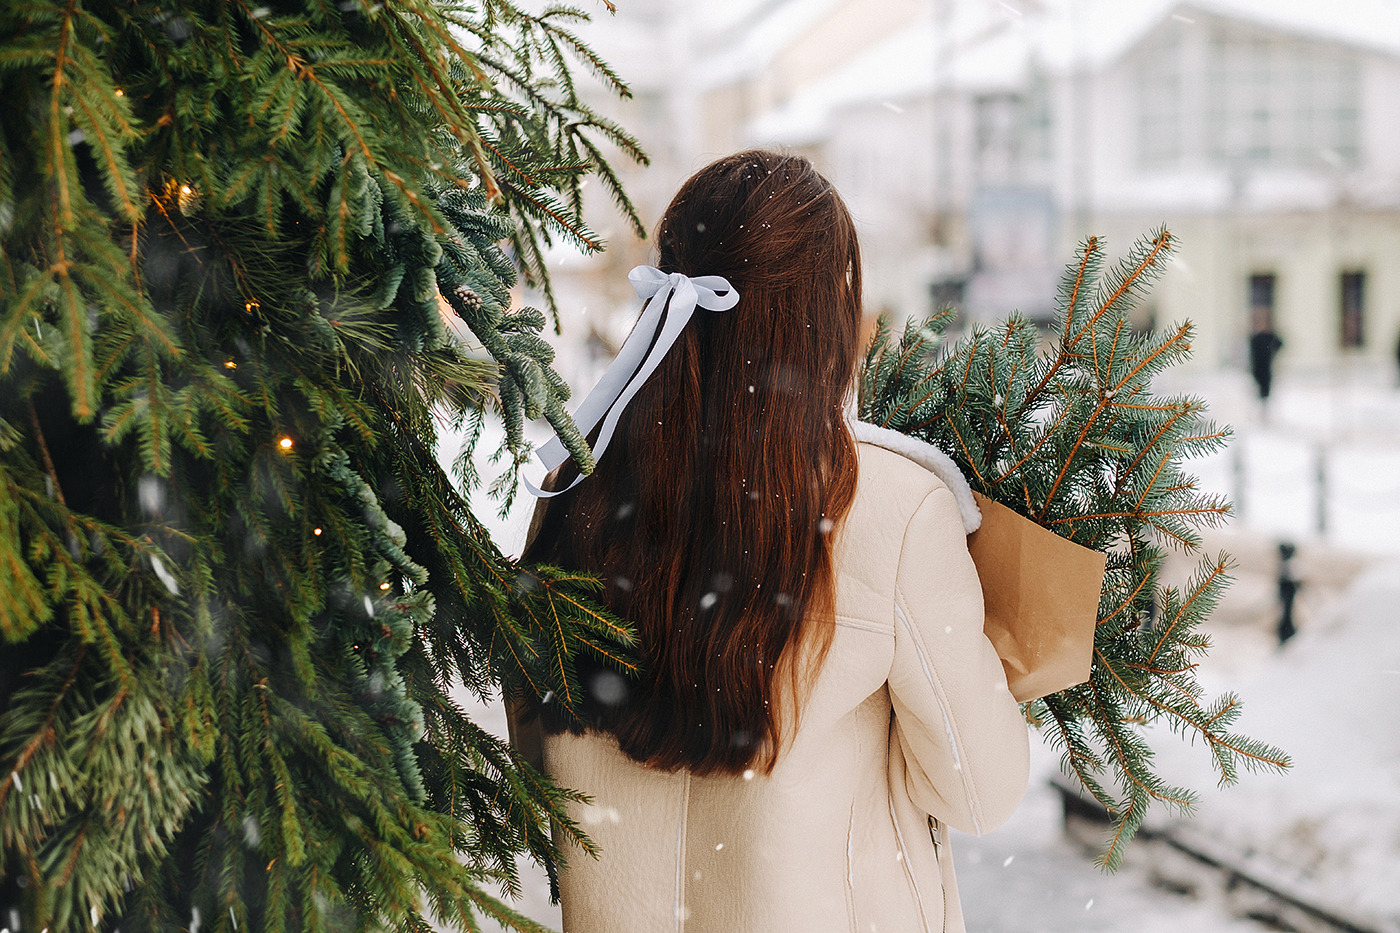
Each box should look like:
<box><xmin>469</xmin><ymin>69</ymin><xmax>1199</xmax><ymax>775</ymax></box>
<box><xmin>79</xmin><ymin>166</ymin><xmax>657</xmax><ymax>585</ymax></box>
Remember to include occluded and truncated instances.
<box><xmin>929</xmin><ymin>816</ymin><xmax>949</xmax><ymax>933</ymax></box>
<box><xmin>889</xmin><ymin>797</ymin><xmax>934</xmax><ymax>931</ymax></box>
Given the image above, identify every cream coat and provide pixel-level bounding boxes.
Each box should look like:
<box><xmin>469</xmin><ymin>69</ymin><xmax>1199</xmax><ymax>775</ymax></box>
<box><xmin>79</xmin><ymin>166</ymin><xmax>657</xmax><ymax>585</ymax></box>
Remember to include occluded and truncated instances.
<box><xmin>541</xmin><ymin>435</ymin><xmax>1031</xmax><ymax>933</ymax></box>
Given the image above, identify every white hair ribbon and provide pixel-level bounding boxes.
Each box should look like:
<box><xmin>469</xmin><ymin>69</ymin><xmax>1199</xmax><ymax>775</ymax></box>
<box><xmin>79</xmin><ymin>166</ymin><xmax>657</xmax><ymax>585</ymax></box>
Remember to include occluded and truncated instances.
<box><xmin>524</xmin><ymin>265</ymin><xmax>740</xmax><ymax>498</ymax></box>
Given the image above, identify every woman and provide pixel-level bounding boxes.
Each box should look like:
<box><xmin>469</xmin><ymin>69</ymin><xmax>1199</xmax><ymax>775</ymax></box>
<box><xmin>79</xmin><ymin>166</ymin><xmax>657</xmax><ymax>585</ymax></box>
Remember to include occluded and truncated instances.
<box><xmin>517</xmin><ymin>150</ymin><xmax>1029</xmax><ymax>933</ymax></box>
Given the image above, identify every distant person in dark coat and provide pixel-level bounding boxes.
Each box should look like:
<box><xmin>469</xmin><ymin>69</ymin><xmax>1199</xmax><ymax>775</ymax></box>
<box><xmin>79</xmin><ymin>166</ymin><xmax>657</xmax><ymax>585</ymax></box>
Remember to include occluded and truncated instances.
<box><xmin>1277</xmin><ymin>541</ymin><xmax>1300</xmax><ymax>646</ymax></box>
<box><xmin>1249</xmin><ymin>328</ymin><xmax>1283</xmax><ymax>401</ymax></box>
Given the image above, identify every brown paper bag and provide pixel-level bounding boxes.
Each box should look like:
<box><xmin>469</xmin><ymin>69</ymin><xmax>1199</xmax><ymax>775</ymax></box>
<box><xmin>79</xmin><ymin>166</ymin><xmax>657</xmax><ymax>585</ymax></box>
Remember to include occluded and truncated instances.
<box><xmin>967</xmin><ymin>492</ymin><xmax>1106</xmax><ymax>703</ymax></box>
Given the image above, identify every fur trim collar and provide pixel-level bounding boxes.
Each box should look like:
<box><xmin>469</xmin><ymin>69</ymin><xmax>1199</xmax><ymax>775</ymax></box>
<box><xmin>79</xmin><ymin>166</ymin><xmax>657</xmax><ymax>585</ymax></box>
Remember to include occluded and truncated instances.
<box><xmin>848</xmin><ymin>420</ymin><xmax>982</xmax><ymax>534</ymax></box>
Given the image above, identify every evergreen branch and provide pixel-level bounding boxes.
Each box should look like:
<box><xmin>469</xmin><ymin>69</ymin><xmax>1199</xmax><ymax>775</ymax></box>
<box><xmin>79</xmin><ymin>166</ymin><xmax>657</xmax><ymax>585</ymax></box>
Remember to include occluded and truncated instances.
<box><xmin>1099</xmin><ymin>798</ymin><xmax>1142</xmax><ymax>871</ymax></box>
<box><xmin>989</xmin><ymin>400</ymin><xmax>1078</xmax><ymax>486</ymax></box>
<box><xmin>1123</xmin><ymin>661</ymin><xmax>1198</xmax><ymax>676</ymax></box>
<box><xmin>1113</xmin><ymin>403</ymin><xmax>1197</xmax><ymax>494</ymax></box>
<box><xmin>1093</xmin><ymin>646</ymin><xmax>1288</xmax><ymax>784</ymax></box>
<box><xmin>1020</xmin><ymin>235</ymin><xmax>1100</xmax><ymax>410</ymax></box>
<box><xmin>377</xmin><ymin>11</ymin><xmax>479</xmax><ymax>142</ymax></box>
<box><xmin>1097</xmin><ymin>571</ymin><xmax>1154</xmax><ymax>628</ymax></box>
<box><xmin>1045</xmin><ymin>505</ymin><xmax>1232</xmax><ymax>526</ymax></box>
<box><xmin>1108</xmin><ymin>321</ymin><xmax>1192</xmax><ymax>395</ymax></box>
<box><xmin>1086</xmin><ymin>679</ymin><xmax>1195</xmax><ymax>808</ymax></box>
<box><xmin>875</xmin><ymin>337</ymin><xmax>928</xmax><ymax>428</ymax></box>
<box><xmin>573</xmin><ymin>131</ymin><xmax>648</xmax><ymax>238</ymax></box>
<box><xmin>479</xmin><ymin>135</ymin><xmax>544</xmax><ymax>188</ymax></box>
<box><xmin>1201</xmin><ymin>729</ymin><xmax>1292</xmax><ymax>781</ymax></box>
<box><xmin>499</xmin><ymin>178</ymin><xmax>604</xmax><ymax>251</ymax></box>
<box><xmin>0</xmin><ymin>0</ymin><xmax>644</xmax><ymax>924</ymax></box>
<box><xmin>540</xmin><ymin>582</ymin><xmax>637</xmax><ymax>650</ymax></box>
<box><xmin>459</xmin><ymin>99</ymin><xmax>532</xmax><ymax>117</ymax></box>
<box><xmin>538</xmin><ymin>14</ymin><xmax>630</xmax><ymax>95</ymax></box>
<box><xmin>1147</xmin><ymin>557</ymin><xmax>1230</xmax><ymax>664</ymax></box>
<box><xmin>65</xmin><ymin>70</ymin><xmax>140</xmax><ymax>222</ymax></box>
<box><xmin>1091</xmin><ymin>229</ymin><xmax>1174</xmax><ymax>337</ymax></box>
<box><xmin>1130</xmin><ymin>453</ymin><xmax>1177</xmax><ymax>512</ymax></box>
<box><xmin>1035</xmin><ymin>397</ymin><xmax>1109</xmax><ymax>522</ymax></box>
<box><xmin>942</xmin><ymin>415</ymin><xmax>988</xmax><ymax>486</ymax></box>
<box><xmin>0</xmin><ymin>646</ymin><xmax>85</xmax><ymax>811</ymax></box>
<box><xmin>47</xmin><ymin>0</ymin><xmax>79</xmax><ymax>228</ymax></box>
<box><xmin>25</xmin><ymin>398</ymin><xmax>68</xmax><ymax>510</ymax></box>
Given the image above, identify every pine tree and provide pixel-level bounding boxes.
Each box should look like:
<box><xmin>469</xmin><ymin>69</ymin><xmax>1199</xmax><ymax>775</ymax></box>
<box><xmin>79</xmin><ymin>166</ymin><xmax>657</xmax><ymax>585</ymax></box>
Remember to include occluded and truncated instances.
<box><xmin>859</xmin><ymin>230</ymin><xmax>1291</xmax><ymax>869</ymax></box>
<box><xmin>0</xmin><ymin>1</ymin><xmax>641</xmax><ymax>930</ymax></box>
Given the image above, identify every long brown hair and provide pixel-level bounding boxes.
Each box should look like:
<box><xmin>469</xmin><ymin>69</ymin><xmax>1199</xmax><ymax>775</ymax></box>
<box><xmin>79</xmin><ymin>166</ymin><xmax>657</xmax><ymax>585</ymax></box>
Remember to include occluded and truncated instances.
<box><xmin>524</xmin><ymin>150</ymin><xmax>863</xmax><ymax>775</ymax></box>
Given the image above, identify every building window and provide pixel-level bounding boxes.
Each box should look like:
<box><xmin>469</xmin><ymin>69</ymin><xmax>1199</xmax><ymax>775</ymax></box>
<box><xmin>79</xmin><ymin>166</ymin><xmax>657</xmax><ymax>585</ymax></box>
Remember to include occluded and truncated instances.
<box><xmin>974</xmin><ymin>79</ymin><xmax>1051</xmax><ymax>183</ymax></box>
<box><xmin>1249</xmin><ymin>273</ymin><xmax>1276</xmax><ymax>331</ymax></box>
<box><xmin>975</xmin><ymin>94</ymin><xmax>1023</xmax><ymax>183</ymax></box>
<box><xmin>1023</xmin><ymin>74</ymin><xmax>1053</xmax><ymax>163</ymax></box>
<box><xmin>1137</xmin><ymin>33</ymin><xmax>1183</xmax><ymax>165</ymax></box>
<box><xmin>1205</xmin><ymin>27</ymin><xmax>1360</xmax><ymax>168</ymax></box>
<box><xmin>1339</xmin><ymin>271</ymin><xmax>1365</xmax><ymax>348</ymax></box>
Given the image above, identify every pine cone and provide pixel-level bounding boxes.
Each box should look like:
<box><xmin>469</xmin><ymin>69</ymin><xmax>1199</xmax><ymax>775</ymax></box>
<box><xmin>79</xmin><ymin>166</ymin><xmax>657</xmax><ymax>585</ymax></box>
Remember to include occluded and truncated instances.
<box><xmin>454</xmin><ymin>285</ymin><xmax>483</xmax><ymax>312</ymax></box>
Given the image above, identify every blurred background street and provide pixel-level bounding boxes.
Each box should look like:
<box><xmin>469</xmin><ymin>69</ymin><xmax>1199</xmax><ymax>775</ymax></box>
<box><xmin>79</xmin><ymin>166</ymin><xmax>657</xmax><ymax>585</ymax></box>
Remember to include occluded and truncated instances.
<box><xmin>445</xmin><ymin>0</ymin><xmax>1400</xmax><ymax>929</ymax></box>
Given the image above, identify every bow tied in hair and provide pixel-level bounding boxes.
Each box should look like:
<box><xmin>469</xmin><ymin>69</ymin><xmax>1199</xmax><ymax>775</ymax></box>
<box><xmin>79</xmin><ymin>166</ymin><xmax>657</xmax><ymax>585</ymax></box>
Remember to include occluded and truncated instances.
<box><xmin>525</xmin><ymin>265</ymin><xmax>739</xmax><ymax>498</ymax></box>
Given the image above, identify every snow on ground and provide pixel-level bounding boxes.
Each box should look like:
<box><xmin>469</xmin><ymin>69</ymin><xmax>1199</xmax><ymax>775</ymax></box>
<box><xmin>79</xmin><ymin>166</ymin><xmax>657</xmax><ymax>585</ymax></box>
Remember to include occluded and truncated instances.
<box><xmin>955</xmin><ymin>743</ymin><xmax>1279</xmax><ymax>933</ymax></box>
<box><xmin>1016</xmin><ymin>367</ymin><xmax>1400</xmax><ymax>929</ymax></box>
<box><xmin>1141</xmin><ymin>558</ymin><xmax>1400</xmax><ymax>930</ymax></box>
<box><xmin>1158</xmin><ymin>366</ymin><xmax>1400</xmax><ymax>556</ymax></box>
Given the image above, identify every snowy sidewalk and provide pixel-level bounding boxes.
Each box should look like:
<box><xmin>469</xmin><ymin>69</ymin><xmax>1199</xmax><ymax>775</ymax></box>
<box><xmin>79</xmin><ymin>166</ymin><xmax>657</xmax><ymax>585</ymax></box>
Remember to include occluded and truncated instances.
<box><xmin>1142</xmin><ymin>559</ymin><xmax>1400</xmax><ymax>933</ymax></box>
<box><xmin>954</xmin><ymin>756</ymin><xmax>1277</xmax><ymax>933</ymax></box>
<box><xmin>1158</xmin><ymin>367</ymin><xmax>1400</xmax><ymax>556</ymax></box>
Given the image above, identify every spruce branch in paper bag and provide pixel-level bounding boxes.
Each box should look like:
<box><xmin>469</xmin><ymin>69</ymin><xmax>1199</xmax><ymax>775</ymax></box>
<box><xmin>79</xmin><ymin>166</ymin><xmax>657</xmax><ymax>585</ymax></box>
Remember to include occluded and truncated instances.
<box><xmin>858</xmin><ymin>229</ymin><xmax>1291</xmax><ymax>869</ymax></box>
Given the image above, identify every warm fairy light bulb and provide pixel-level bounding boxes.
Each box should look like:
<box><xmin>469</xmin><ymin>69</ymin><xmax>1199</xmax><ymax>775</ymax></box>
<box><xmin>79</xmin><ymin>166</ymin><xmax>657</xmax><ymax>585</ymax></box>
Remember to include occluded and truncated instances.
<box><xmin>115</xmin><ymin>88</ymin><xmax>125</xmax><ymax>97</ymax></box>
<box><xmin>313</xmin><ymin>527</ymin><xmax>323</xmax><ymax>536</ymax></box>
<box><xmin>224</xmin><ymin>360</ymin><xmax>237</xmax><ymax>369</ymax></box>
<box><xmin>379</xmin><ymin>582</ymin><xmax>391</xmax><ymax>590</ymax></box>
<box><xmin>244</xmin><ymin>299</ymin><xmax>259</xmax><ymax>314</ymax></box>
<box><xmin>172</xmin><ymin>180</ymin><xmax>200</xmax><ymax>212</ymax></box>
<box><xmin>278</xmin><ymin>436</ymin><xmax>293</xmax><ymax>450</ymax></box>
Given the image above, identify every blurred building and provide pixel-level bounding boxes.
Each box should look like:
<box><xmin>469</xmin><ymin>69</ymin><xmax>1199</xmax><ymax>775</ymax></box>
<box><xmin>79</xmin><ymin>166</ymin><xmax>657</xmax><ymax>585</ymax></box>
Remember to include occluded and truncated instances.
<box><xmin>567</xmin><ymin>0</ymin><xmax>1400</xmax><ymax>376</ymax></box>
<box><xmin>680</xmin><ymin>0</ymin><xmax>1400</xmax><ymax>373</ymax></box>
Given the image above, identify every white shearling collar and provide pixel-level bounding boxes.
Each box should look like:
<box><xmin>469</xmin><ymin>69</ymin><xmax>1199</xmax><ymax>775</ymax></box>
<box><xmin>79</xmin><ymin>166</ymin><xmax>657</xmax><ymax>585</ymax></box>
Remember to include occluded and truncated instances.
<box><xmin>848</xmin><ymin>420</ymin><xmax>982</xmax><ymax>534</ymax></box>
